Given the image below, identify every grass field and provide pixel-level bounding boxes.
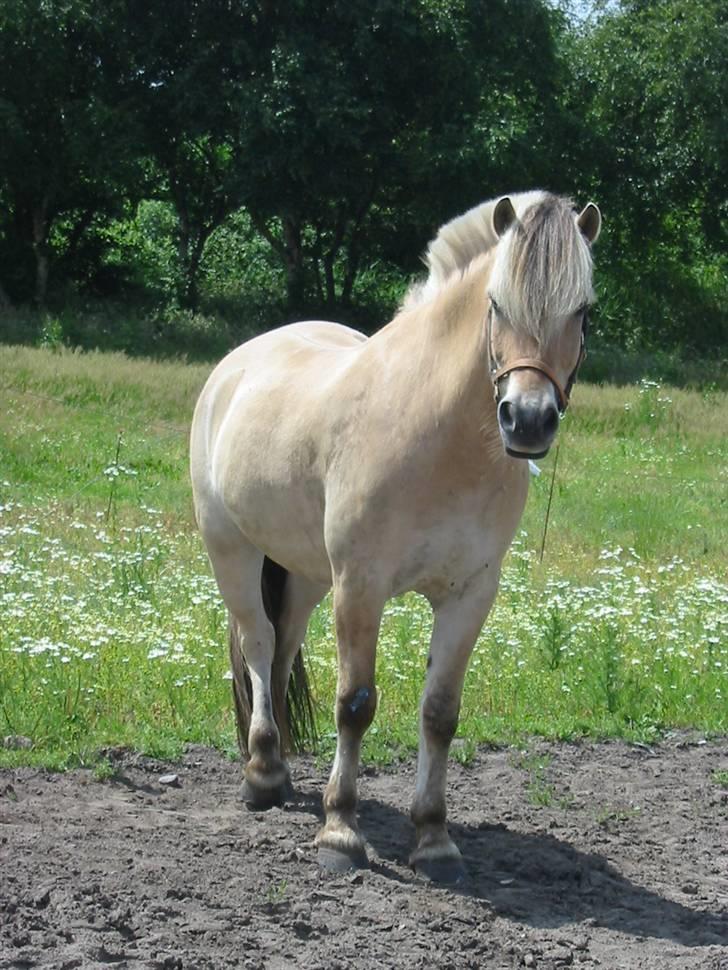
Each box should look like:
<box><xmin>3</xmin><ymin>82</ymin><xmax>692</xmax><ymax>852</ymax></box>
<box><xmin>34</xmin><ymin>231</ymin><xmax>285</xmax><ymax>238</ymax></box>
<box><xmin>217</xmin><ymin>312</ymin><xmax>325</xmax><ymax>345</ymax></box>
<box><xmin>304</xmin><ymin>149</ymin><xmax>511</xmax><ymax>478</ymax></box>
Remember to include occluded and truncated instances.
<box><xmin>1</xmin><ymin>344</ymin><xmax>726</xmax><ymax>770</ymax></box>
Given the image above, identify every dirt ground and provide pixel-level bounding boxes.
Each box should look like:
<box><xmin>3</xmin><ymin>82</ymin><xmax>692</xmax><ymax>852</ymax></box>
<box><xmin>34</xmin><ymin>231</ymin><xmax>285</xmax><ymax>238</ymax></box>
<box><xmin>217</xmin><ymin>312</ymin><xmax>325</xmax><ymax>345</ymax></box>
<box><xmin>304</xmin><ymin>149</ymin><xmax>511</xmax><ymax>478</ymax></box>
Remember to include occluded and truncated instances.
<box><xmin>1</xmin><ymin>735</ymin><xmax>727</xmax><ymax>970</ymax></box>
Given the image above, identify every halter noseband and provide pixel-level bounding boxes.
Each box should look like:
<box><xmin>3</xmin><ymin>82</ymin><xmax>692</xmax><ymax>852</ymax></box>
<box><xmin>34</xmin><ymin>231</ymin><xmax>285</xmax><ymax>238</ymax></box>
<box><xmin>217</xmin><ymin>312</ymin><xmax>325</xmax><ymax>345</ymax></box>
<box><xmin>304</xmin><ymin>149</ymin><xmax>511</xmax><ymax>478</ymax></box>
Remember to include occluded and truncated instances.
<box><xmin>487</xmin><ymin>304</ymin><xmax>588</xmax><ymax>416</ymax></box>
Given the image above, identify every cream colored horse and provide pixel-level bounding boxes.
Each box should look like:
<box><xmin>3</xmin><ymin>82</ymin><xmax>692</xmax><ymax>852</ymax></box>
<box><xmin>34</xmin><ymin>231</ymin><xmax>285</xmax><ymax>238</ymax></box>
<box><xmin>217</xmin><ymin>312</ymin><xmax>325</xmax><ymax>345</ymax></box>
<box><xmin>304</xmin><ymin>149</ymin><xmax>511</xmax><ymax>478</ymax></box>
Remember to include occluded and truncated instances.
<box><xmin>190</xmin><ymin>191</ymin><xmax>601</xmax><ymax>882</ymax></box>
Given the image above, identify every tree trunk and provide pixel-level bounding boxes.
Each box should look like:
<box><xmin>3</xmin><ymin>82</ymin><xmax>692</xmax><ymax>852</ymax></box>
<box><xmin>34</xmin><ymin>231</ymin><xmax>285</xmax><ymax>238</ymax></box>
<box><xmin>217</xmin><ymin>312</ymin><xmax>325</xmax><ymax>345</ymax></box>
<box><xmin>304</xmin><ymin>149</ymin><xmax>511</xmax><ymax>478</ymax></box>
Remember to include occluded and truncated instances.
<box><xmin>176</xmin><ymin>209</ymin><xmax>192</xmax><ymax>307</ymax></box>
<box><xmin>341</xmin><ymin>182</ymin><xmax>378</xmax><ymax>307</ymax></box>
<box><xmin>282</xmin><ymin>217</ymin><xmax>305</xmax><ymax>313</ymax></box>
<box><xmin>249</xmin><ymin>211</ymin><xmax>307</xmax><ymax>314</ymax></box>
<box><xmin>311</xmin><ymin>232</ymin><xmax>324</xmax><ymax>304</ymax></box>
<box><xmin>182</xmin><ymin>235</ymin><xmax>208</xmax><ymax>312</ymax></box>
<box><xmin>323</xmin><ymin>252</ymin><xmax>336</xmax><ymax>307</ymax></box>
<box><xmin>342</xmin><ymin>242</ymin><xmax>361</xmax><ymax>306</ymax></box>
<box><xmin>32</xmin><ymin>200</ymin><xmax>51</xmax><ymax>307</ymax></box>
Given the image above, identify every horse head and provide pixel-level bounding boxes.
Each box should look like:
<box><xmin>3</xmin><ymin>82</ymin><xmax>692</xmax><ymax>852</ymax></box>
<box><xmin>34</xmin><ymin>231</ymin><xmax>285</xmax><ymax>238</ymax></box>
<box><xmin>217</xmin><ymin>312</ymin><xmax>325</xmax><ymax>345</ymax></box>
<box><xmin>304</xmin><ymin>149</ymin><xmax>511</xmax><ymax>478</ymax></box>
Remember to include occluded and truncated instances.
<box><xmin>486</xmin><ymin>194</ymin><xmax>601</xmax><ymax>459</ymax></box>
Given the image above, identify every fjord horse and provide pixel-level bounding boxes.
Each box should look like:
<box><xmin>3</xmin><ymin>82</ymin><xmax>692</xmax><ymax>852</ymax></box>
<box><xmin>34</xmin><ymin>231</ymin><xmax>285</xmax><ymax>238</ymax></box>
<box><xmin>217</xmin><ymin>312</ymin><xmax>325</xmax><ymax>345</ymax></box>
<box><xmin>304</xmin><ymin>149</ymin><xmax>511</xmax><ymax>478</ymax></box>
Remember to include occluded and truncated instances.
<box><xmin>190</xmin><ymin>191</ymin><xmax>601</xmax><ymax>882</ymax></box>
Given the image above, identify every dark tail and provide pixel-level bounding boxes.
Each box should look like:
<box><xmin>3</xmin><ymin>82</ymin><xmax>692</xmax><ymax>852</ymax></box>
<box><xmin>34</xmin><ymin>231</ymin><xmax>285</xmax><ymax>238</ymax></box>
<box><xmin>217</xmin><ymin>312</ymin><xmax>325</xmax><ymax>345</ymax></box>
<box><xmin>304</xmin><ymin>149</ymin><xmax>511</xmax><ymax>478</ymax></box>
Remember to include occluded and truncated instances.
<box><xmin>228</xmin><ymin>556</ymin><xmax>317</xmax><ymax>759</ymax></box>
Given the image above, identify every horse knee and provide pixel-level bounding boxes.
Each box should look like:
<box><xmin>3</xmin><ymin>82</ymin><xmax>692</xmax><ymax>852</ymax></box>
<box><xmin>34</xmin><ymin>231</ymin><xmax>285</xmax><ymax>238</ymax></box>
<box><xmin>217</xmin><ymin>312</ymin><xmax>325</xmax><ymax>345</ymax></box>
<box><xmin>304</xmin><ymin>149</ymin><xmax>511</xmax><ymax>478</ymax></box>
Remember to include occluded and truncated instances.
<box><xmin>421</xmin><ymin>690</ymin><xmax>460</xmax><ymax>747</ymax></box>
<box><xmin>336</xmin><ymin>685</ymin><xmax>377</xmax><ymax>735</ymax></box>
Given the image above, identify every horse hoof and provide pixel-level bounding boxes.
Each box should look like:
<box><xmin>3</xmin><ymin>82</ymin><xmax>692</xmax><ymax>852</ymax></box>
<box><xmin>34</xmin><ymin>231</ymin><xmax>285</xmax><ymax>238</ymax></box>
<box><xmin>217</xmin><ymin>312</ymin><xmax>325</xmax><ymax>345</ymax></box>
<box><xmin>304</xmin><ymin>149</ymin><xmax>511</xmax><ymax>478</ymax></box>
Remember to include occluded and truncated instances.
<box><xmin>317</xmin><ymin>844</ymin><xmax>368</xmax><ymax>874</ymax></box>
<box><xmin>240</xmin><ymin>776</ymin><xmax>293</xmax><ymax>810</ymax></box>
<box><xmin>414</xmin><ymin>856</ymin><xmax>467</xmax><ymax>886</ymax></box>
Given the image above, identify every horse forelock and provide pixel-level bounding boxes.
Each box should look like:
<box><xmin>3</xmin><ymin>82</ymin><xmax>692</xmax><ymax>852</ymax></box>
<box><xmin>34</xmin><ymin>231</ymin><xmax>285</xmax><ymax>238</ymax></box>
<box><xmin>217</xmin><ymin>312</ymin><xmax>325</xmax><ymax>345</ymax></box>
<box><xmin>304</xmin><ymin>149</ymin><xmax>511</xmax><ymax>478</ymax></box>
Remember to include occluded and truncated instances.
<box><xmin>488</xmin><ymin>194</ymin><xmax>595</xmax><ymax>341</ymax></box>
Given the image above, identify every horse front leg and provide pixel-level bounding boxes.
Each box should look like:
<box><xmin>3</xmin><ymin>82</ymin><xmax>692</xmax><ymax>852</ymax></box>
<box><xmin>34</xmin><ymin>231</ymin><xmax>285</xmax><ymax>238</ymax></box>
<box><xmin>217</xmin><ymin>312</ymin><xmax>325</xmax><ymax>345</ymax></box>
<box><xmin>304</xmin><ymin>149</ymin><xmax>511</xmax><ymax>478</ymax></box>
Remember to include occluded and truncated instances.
<box><xmin>410</xmin><ymin>572</ymin><xmax>499</xmax><ymax>883</ymax></box>
<box><xmin>316</xmin><ymin>576</ymin><xmax>383</xmax><ymax>872</ymax></box>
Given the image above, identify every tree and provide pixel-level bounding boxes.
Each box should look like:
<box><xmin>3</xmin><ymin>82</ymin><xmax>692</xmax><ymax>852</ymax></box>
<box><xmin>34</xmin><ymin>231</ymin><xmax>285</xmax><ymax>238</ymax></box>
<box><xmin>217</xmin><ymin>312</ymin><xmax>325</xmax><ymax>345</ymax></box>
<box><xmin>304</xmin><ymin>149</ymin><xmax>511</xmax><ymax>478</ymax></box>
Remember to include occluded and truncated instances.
<box><xmin>564</xmin><ymin>0</ymin><xmax>728</xmax><ymax>349</ymax></box>
<box><xmin>0</xmin><ymin>0</ymin><xmax>570</xmax><ymax>322</ymax></box>
<box><xmin>0</xmin><ymin>0</ymin><xmax>134</xmax><ymax>306</ymax></box>
<box><xmin>105</xmin><ymin>0</ymin><xmax>257</xmax><ymax>310</ymax></box>
<box><xmin>234</xmin><ymin>0</ymin><xmax>564</xmax><ymax>314</ymax></box>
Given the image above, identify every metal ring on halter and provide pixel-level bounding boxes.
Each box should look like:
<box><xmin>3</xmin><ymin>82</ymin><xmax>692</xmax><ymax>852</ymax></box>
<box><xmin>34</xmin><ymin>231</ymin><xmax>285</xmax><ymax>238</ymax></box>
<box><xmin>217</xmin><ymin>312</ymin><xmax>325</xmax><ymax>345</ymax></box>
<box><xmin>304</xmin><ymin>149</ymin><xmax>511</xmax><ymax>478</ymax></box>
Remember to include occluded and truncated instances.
<box><xmin>486</xmin><ymin>306</ymin><xmax>588</xmax><ymax>416</ymax></box>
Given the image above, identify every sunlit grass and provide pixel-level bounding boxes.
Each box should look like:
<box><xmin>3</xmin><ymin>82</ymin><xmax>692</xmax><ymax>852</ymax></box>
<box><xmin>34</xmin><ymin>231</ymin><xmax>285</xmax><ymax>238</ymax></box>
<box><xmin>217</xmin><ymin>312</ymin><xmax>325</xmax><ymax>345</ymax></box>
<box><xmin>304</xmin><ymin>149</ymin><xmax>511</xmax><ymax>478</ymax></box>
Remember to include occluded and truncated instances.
<box><xmin>1</xmin><ymin>346</ymin><xmax>726</xmax><ymax>768</ymax></box>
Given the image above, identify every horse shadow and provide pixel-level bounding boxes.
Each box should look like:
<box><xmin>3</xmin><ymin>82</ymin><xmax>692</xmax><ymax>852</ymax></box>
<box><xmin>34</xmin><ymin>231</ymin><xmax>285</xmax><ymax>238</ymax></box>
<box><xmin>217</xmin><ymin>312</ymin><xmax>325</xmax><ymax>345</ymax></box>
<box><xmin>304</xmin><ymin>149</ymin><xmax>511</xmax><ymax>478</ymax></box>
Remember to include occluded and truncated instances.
<box><xmin>293</xmin><ymin>785</ymin><xmax>727</xmax><ymax>950</ymax></box>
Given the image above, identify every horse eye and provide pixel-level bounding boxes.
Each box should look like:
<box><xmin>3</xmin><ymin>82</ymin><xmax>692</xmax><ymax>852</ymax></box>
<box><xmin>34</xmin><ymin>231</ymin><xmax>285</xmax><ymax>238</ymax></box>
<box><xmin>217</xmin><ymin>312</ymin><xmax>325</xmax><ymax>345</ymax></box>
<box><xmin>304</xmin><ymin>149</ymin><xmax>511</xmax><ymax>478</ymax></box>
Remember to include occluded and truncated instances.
<box><xmin>490</xmin><ymin>296</ymin><xmax>500</xmax><ymax>315</ymax></box>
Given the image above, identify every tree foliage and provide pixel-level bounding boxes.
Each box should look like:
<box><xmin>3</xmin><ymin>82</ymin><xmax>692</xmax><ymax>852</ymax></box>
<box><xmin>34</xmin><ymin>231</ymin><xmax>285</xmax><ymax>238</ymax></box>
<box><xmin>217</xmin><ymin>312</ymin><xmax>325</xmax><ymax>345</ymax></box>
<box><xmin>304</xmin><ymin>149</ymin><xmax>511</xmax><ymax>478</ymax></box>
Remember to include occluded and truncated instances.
<box><xmin>0</xmin><ymin>0</ymin><xmax>724</xmax><ymax>352</ymax></box>
<box><xmin>567</xmin><ymin>0</ymin><xmax>727</xmax><ymax>350</ymax></box>
<box><xmin>232</xmin><ymin>0</ymin><xmax>564</xmax><ymax>310</ymax></box>
<box><xmin>0</xmin><ymin>0</ymin><xmax>134</xmax><ymax>304</ymax></box>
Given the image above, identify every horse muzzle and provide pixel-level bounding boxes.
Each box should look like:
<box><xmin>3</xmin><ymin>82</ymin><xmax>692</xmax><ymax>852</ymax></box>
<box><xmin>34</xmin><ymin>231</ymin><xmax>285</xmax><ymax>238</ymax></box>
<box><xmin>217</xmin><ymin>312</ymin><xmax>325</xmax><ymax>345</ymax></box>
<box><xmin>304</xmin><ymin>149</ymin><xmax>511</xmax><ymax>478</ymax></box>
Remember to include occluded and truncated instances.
<box><xmin>496</xmin><ymin>392</ymin><xmax>559</xmax><ymax>459</ymax></box>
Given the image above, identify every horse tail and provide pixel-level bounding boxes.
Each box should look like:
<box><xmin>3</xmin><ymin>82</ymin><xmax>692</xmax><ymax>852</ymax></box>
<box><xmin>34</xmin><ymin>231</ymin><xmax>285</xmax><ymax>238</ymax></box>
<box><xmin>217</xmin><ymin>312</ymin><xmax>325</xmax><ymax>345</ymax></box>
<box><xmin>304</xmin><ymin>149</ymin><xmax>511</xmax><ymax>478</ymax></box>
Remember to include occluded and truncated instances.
<box><xmin>228</xmin><ymin>615</ymin><xmax>253</xmax><ymax>759</ymax></box>
<box><xmin>228</xmin><ymin>556</ymin><xmax>317</xmax><ymax>759</ymax></box>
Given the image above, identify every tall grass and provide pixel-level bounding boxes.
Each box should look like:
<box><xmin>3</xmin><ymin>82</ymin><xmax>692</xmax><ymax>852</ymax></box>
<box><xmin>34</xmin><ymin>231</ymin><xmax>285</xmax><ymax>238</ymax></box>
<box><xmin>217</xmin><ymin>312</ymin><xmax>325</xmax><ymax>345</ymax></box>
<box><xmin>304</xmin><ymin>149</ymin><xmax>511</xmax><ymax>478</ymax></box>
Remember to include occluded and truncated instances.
<box><xmin>0</xmin><ymin>346</ymin><xmax>726</xmax><ymax>768</ymax></box>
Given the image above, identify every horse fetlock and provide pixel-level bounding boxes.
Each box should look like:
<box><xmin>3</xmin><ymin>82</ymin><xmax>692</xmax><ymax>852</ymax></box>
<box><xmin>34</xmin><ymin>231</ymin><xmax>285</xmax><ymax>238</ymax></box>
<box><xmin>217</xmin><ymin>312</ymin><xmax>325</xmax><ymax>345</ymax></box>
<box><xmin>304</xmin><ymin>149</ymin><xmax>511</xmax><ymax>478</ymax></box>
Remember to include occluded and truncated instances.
<box><xmin>316</xmin><ymin>820</ymin><xmax>368</xmax><ymax>871</ymax></box>
<box><xmin>248</xmin><ymin>722</ymin><xmax>280</xmax><ymax>757</ymax></box>
<box><xmin>241</xmin><ymin>760</ymin><xmax>292</xmax><ymax>810</ymax></box>
<box><xmin>322</xmin><ymin>785</ymin><xmax>357</xmax><ymax>819</ymax></box>
<box><xmin>410</xmin><ymin>832</ymin><xmax>465</xmax><ymax>884</ymax></box>
<box><xmin>410</xmin><ymin>815</ymin><xmax>459</xmax><ymax>863</ymax></box>
<box><xmin>411</xmin><ymin>799</ymin><xmax>447</xmax><ymax>831</ymax></box>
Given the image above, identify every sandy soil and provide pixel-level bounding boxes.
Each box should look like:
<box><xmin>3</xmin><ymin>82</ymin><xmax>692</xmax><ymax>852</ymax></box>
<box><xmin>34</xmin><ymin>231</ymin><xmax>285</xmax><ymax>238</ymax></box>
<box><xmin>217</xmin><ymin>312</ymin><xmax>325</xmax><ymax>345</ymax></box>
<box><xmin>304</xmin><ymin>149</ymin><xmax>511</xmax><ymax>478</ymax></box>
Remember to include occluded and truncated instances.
<box><xmin>1</xmin><ymin>736</ymin><xmax>727</xmax><ymax>970</ymax></box>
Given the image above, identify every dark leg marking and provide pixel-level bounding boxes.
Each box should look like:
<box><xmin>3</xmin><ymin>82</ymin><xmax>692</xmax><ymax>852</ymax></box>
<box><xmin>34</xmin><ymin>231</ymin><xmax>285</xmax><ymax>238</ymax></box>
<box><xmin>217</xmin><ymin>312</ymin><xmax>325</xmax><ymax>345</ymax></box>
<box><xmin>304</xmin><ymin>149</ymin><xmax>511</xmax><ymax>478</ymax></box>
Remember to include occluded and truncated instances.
<box><xmin>336</xmin><ymin>685</ymin><xmax>377</xmax><ymax>734</ymax></box>
<box><xmin>422</xmin><ymin>691</ymin><xmax>459</xmax><ymax>747</ymax></box>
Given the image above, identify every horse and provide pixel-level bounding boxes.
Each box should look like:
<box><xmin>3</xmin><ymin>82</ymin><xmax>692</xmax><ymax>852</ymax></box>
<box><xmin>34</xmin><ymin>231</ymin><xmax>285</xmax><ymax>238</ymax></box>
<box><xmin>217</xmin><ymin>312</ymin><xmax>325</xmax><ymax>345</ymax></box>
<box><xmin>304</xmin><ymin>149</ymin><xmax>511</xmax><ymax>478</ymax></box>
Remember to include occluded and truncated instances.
<box><xmin>190</xmin><ymin>190</ymin><xmax>601</xmax><ymax>883</ymax></box>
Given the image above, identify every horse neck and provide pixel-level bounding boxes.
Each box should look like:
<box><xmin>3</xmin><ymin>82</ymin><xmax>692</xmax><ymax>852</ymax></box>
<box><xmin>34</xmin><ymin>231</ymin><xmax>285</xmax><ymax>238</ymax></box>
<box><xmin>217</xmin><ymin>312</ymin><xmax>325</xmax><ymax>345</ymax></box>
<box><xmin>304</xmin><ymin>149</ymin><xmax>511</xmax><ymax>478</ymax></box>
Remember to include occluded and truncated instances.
<box><xmin>384</xmin><ymin>255</ymin><xmax>498</xmax><ymax>435</ymax></box>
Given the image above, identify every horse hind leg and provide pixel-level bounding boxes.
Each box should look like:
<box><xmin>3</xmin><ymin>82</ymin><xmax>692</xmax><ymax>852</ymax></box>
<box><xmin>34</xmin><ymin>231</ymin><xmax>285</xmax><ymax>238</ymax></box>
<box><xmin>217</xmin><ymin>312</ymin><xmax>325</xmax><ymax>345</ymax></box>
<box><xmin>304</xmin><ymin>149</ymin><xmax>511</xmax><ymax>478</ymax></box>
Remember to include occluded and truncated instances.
<box><xmin>205</xmin><ymin>529</ymin><xmax>290</xmax><ymax>808</ymax></box>
<box><xmin>228</xmin><ymin>615</ymin><xmax>291</xmax><ymax>809</ymax></box>
<box><xmin>270</xmin><ymin>572</ymin><xmax>329</xmax><ymax>756</ymax></box>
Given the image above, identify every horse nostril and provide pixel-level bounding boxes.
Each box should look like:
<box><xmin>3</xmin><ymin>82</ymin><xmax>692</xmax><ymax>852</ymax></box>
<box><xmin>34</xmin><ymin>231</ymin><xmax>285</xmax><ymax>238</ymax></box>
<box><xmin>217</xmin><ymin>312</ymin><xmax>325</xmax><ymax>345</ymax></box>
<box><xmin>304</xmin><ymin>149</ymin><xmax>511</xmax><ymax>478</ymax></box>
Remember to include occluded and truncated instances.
<box><xmin>498</xmin><ymin>399</ymin><xmax>517</xmax><ymax>434</ymax></box>
<box><xmin>543</xmin><ymin>404</ymin><xmax>559</xmax><ymax>438</ymax></box>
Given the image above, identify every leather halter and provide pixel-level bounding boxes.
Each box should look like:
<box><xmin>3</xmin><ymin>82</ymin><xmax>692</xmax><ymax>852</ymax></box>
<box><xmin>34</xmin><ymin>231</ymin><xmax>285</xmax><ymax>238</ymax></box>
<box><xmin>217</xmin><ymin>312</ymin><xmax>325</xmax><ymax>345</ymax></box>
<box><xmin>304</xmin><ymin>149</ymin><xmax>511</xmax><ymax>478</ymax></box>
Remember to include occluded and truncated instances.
<box><xmin>487</xmin><ymin>305</ymin><xmax>588</xmax><ymax>416</ymax></box>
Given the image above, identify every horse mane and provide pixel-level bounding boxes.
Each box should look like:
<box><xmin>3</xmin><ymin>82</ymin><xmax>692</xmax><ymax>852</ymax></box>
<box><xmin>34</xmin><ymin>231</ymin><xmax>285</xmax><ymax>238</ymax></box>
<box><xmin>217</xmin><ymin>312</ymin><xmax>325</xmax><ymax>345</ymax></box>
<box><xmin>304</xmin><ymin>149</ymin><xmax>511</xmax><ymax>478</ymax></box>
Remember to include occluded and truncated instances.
<box><xmin>403</xmin><ymin>191</ymin><xmax>546</xmax><ymax>309</ymax></box>
<box><xmin>404</xmin><ymin>191</ymin><xmax>595</xmax><ymax>341</ymax></box>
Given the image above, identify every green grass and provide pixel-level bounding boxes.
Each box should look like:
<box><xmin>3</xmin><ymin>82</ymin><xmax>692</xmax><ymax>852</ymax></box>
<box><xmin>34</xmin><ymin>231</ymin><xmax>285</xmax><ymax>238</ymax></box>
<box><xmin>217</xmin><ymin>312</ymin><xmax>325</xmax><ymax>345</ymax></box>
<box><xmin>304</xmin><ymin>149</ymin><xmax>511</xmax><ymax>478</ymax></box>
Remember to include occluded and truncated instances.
<box><xmin>1</xmin><ymin>345</ymin><xmax>726</xmax><ymax>769</ymax></box>
<box><xmin>511</xmin><ymin>752</ymin><xmax>556</xmax><ymax>807</ymax></box>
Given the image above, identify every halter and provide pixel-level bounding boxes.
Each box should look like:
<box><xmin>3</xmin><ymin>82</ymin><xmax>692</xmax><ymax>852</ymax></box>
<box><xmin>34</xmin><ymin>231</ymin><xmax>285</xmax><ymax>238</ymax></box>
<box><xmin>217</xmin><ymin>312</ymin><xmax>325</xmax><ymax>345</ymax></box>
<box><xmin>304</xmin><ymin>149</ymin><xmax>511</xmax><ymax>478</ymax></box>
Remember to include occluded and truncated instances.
<box><xmin>486</xmin><ymin>303</ymin><xmax>588</xmax><ymax>416</ymax></box>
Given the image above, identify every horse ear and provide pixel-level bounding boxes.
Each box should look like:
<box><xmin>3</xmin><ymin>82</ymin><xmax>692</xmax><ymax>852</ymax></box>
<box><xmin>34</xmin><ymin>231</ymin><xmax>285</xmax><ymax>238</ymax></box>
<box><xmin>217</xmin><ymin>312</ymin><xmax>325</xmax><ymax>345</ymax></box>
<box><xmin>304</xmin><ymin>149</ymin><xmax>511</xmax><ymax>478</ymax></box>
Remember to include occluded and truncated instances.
<box><xmin>576</xmin><ymin>202</ymin><xmax>601</xmax><ymax>244</ymax></box>
<box><xmin>493</xmin><ymin>196</ymin><xmax>517</xmax><ymax>238</ymax></box>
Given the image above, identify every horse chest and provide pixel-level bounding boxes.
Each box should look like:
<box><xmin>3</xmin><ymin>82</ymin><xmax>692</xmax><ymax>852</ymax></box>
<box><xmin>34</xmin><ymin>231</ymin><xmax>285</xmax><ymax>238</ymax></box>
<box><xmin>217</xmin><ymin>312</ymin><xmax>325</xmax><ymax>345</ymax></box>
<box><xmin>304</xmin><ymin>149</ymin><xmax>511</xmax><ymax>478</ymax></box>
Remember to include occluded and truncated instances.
<box><xmin>389</xmin><ymin>525</ymin><xmax>490</xmax><ymax>601</ymax></box>
<box><xmin>389</xmin><ymin>478</ymin><xmax>528</xmax><ymax>601</ymax></box>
